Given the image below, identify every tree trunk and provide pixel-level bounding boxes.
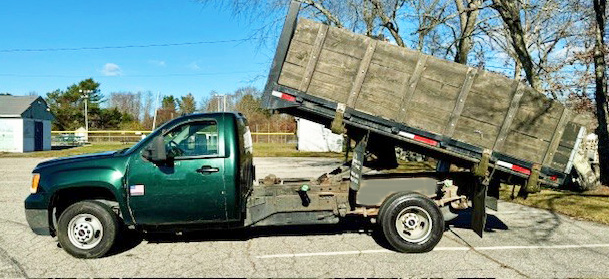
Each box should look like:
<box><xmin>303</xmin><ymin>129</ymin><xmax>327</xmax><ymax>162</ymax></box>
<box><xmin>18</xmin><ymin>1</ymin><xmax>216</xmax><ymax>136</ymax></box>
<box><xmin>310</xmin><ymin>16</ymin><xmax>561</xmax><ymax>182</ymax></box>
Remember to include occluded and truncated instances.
<box><xmin>514</xmin><ymin>60</ymin><xmax>522</xmax><ymax>80</ymax></box>
<box><xmin>454</xmin><ymin>0</ymin><xmax>482</xmax><ymax>65</ymax></box>
<box><xmin>370</xmin><ymin>0</ymin><xmax>405</xmax><ymax>47</ymax></box>
<box><xmin>491</xmin><ymin>0</ymin><xmax>540</xmax><ymax>91</ymax></box>
<box><xmin>593</xmin><ymin>0</ymin><xmax>609</xmax><ymax>185</ymax></box>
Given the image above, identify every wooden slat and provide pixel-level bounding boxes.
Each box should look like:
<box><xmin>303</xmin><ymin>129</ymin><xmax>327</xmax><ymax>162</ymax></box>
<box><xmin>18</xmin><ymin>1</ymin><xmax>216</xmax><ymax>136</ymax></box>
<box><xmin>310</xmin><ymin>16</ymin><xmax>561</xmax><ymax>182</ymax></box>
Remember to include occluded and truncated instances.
<box><xmin>395</xmin><ymin>54</ymin><xmax>428</xmax><ymax>122</ymax></box>
<box><xmin>371</xmin><ymin>43</ymin><xmax>419</xmax><ymax>74</ymax></box>
<box><xmin>460</xmin><ymin>89</ymin><xmax>511</xmax><ymax>126</ymax></box>
<box><xmin>346</xmin><ymin>39</ymin><xmax>377</xmax><ymax>108</ymax></box>
<box><xmin>284</xmin><ymin>40</ymin><xmax>312</xmax><ymax>66</ymax></box>
<box><xmin>355</xmin><ymin>63</ymin><xmax>411</xmax><ymax>119</ymax></box>
<box><xmin>299</xmin><ymin>24</ymin><xmax>329</xmax><ymax>92</ymax></box>
<box><xmin>410</xmin><ymin>77</ymin><xmax>460</xmax><ymax>110</ymax></box>
<box><xmin>502</xmin><ymin>131</ymin><xmax>549</xmax><ymax>163</ymax></box>
<box><xmin>518</xmin><ymin>89</ymin><xmax>564</xmax><ymax>117</ymax></box>
<box><xmin>493</xmin><ymin>81</ymin><xmax>524</xmax><ymax>151</ymax></box>
<box><xmin>452</xmin><ymin>116</ymin><xmax>501</xmax><ymax>149</ymax></box>
<box><xmin>402</xmin><ymin>105</ymin><xmax>451</xmax><ymax>135</ymax></box>
<box><xmin>542</xmin><ymin>107</ymin><xmax>572</xmax><ymax>165</ymax></box>
<box><xmin>308</xmin><ymin>70</ymin><xmax>353</xmax><ymax>102</ymax></box>
<box><xmin>323</xmin><ymin>26</ymin><xmax>369</xmax><ymax>59</ymax></box>
<box><xmin>278</xmin><ymin>62</ymin><xmax>305</xmax><ymax>89</ymax></box>
<box><xmin>444</xmin><ymin>68</ymin><xmax>478</xmax><ymax>137</ymax></box>
<box><xmin>510</xmin><ymin>108</ymin><xmax>562</xmax><ymax>141</ymax></box>
<box><xmin>291</xmin><ymin>18</ymin><xmax>321</xmax><ymax>45</ymax></box>
<box><xmin>421</xmin><ymin>56</ymin><xmax>471</xmax><ymax>88</ymax></box>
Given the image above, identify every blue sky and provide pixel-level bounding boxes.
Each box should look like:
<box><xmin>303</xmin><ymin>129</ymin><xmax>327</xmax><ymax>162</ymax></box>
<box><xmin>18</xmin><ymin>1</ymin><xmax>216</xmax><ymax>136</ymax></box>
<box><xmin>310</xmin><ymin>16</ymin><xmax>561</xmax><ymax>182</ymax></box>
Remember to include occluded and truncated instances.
<box><xmin>0</xmin><ymin>0</ymin><xmax>279</xmax><ymax>104</ymax></box>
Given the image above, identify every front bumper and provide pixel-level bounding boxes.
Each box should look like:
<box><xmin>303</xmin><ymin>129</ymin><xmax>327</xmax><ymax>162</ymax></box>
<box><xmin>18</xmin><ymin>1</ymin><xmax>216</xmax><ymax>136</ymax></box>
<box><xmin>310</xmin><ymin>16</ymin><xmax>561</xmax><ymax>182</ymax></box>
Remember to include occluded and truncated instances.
<box><xmin>25</xmin><ymin>209</ymin><xmax>50</xmax><ymax>235</ymax></box>
<box><xmin>25</xmin><ymin>194</ymin><xmax>51</xmax><ymax>235</ymax></box>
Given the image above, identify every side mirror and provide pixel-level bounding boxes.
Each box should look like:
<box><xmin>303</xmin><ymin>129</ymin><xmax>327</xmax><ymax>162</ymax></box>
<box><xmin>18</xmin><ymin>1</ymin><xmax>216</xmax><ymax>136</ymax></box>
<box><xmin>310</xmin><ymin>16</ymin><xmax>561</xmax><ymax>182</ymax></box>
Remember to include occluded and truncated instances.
<box><xmin>142</xmin><ymin>136</ymin><xmax>167</xmax><ymax>162</ymax></box>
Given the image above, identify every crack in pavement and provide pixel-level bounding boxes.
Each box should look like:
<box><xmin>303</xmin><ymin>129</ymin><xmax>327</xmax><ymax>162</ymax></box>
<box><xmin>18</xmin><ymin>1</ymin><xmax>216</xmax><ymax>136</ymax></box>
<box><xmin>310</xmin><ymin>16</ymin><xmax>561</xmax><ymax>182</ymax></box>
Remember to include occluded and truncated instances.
<box><xmin>446</xmin><ymin>228</ymin><xmax>529</xmax><ymax>278</ymax></box>
<box><xmin>0</xmin><ymin>241</ymin><xmax>28</xmax><ymax>278</ymax></box>
<box><xmin>0</xmin><ymin>217</ymin><xmax>29</xmax><ymax>228</ymax></box>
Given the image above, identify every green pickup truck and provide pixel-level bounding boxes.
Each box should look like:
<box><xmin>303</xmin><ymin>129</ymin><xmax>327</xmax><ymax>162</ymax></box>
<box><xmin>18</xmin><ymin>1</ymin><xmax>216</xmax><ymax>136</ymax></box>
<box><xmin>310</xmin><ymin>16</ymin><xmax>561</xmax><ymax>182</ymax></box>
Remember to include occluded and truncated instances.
<box><xmin>25</xmin><ymin>112</ymin><xmax>466</xmax><ymax>258</ymax></box>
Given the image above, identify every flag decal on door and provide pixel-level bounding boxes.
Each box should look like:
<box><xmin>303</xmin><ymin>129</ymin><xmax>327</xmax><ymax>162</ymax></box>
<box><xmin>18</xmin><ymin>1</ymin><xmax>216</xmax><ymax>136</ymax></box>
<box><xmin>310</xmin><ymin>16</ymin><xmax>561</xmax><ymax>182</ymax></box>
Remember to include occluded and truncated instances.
<box><xmin>129</xmin><ymin>185</ymin><xmax>145</xmax><ymax>196</ymax></box>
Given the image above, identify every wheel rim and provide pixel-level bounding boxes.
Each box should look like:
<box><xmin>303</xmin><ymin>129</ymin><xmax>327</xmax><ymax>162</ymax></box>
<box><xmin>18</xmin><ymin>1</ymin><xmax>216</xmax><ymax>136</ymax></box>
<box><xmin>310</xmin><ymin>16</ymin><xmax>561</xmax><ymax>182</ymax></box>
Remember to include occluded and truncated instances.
<box><xmin>67</xmin><ymin>214</ymin><xmax>104</xmax><ymax>250</ymax></box>
<box><xmin>394</xmin><ymin>206</ymin><xmax>433</xmax><ymax>243</ymax></box>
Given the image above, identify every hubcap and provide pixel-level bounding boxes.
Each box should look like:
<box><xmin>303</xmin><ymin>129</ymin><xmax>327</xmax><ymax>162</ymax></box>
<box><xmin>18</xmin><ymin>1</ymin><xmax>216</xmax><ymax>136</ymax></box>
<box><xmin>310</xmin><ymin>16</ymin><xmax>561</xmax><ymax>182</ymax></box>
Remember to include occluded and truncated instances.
<box><xmin>395</xmin><ymin>206</ymin><xmax>433</xmax><ymax>243</ymax></box>
<box><xmin>67</xmin><ymin>214</ymin><xmax>103</xmax><ymax>250</ymax></box>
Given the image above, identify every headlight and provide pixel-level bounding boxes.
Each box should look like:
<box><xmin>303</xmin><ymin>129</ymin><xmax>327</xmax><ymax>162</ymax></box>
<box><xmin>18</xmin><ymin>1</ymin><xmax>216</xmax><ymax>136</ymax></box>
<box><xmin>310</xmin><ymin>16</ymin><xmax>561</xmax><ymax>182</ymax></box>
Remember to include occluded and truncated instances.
<box><xmin>31</xmin><ymin>173</ymin><xmax>40</xmax><ymax>194</ymax></box>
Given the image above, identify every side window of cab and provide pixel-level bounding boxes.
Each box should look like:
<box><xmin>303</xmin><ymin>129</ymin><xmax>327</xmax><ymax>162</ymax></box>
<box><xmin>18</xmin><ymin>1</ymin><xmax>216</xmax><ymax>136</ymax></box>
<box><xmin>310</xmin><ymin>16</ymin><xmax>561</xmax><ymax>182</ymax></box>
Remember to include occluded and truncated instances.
<box><xmin>163</xmin><ymin>121</ymin><xmax>219</xmax><ymax>158</ymax></box>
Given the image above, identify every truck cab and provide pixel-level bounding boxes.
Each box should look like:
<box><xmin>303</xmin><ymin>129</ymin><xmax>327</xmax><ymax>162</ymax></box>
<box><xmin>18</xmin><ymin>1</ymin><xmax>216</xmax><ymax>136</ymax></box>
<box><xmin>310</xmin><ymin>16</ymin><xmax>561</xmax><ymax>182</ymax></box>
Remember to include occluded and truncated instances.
<box><xmin>25</xmin><ymin>112</ymin><xmax>254</xmax><ymax>257</ymax></box>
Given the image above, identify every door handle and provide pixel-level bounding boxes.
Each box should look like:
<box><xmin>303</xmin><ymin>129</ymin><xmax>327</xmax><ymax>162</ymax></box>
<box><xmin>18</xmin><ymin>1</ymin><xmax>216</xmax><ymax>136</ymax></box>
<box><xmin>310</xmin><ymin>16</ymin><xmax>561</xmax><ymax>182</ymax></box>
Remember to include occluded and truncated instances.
<box><xmin>196</xmin><ymin>165</ymin><xmax>219</xmax><ymax>174</ymax></box>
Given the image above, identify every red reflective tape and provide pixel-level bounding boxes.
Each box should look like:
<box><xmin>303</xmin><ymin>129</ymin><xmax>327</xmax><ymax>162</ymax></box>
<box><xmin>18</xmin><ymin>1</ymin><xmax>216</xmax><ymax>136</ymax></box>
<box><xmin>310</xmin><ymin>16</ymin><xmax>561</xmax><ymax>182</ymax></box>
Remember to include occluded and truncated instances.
<box><xmin>413</xmin><ymin>135</ymin><xmax>438</xmax><ymax>146</ymax></box>
<box><xmin>512</xmin><ymin>165</ymin><xmax>531</xmax><ymax>175</ymax></box>
<box><xmin>281</xmin><ymin>93</ymin><xmax>296</xmax><ymax>102</ymax></box>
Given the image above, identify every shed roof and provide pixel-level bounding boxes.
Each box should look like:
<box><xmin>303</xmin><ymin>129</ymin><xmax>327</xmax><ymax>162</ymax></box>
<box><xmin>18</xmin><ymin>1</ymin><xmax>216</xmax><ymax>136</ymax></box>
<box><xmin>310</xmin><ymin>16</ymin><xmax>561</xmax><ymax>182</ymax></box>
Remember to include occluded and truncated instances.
<box><xmin>0</xmin><ymin>95</ymin><xmax>54</xmax><ymax>120</ymax></box>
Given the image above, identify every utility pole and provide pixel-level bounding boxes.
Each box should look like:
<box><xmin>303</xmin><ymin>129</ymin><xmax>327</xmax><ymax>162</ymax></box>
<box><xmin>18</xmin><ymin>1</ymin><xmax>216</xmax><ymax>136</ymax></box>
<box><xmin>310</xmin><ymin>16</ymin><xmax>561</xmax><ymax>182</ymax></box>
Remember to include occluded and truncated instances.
<box><xmin>214</xmin><ymin>94</ymin><xmax>220</xmax><ymax>111</ymax></box>
<box><xmin>152</xmin><ymin>91</ymin><xmax>160</xmax><ymax>130</ymax></box>
<box><xmin>223</xmin><ymin>95</ymin><xmax>227</xmax><ymax>112</ymax></box>
<box><xmin>79</xmin><ymin>89</ymin><xmax>93</xmax><ymax>142</ymax></box>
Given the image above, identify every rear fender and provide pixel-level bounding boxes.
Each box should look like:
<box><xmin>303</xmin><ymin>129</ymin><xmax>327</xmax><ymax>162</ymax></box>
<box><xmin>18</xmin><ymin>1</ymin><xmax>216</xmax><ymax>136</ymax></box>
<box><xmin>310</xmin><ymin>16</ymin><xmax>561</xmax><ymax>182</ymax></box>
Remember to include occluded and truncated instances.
<box><xmin>356</xmin><ymin>177</ymin><xmax>437</xmax><ymax>206</ymax></box>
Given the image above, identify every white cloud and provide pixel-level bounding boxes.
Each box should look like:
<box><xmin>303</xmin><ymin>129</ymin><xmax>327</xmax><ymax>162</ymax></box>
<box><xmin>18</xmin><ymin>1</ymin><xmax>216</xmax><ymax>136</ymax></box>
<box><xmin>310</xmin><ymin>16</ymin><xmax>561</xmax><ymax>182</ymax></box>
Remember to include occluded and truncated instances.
<box><xmin>188</xmin><ymin>62</ymin><xmax>200</xmax><ymax>70</ymax></box>
<box><xmin>149</xmin><ymin>60</ymin><xmax>166</xmax><ymax>67</ymax></box>
<box><xmin>101</xmin><ymin>63</ymin><xmax>122</xmax><ymax>76</ymax></box>
<box><xmin>553</xmin><ymin>46</ymin><xmax>587</xmax><ymax>60</ymax></box>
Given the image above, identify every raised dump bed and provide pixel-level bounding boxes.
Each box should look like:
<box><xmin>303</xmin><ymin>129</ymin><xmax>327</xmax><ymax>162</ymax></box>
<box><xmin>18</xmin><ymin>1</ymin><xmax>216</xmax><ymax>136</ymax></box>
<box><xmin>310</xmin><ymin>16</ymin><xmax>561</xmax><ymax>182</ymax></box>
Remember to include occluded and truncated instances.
<box><xmin>263</xmin><ymin>1</ymin><xmax>589</xmax><ymax>188</ymax></box>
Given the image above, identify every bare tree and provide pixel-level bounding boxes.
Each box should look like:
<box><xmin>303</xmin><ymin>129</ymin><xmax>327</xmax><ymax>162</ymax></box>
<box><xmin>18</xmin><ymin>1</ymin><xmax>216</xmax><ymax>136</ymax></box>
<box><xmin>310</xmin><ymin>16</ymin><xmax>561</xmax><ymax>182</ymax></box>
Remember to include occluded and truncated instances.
<box><xmin>109</xmin><ymin>91</ymin><xmax>142</xmax><ymax>120</ymax></box>
<box><xmin>486</xmin><ymin>0</ymin><xmax>583</xmax><ymax>99</ymax></box>
<box><xmin>592</xmin><ymin>0</ymin><xmax>608</xmax><ymax>185</ymax></box>
<box><xmin>369</xmin><ymin>0</ymin><xmax>406</xmax><ymax>46</ymax></box>
<box><xmin>490</xmin><ymin>0</ymin><xmax>540</xmax><ymax>90</ymax></box>
<box><xmin>142</xmin><ymin>91</ymin><xmax>154</xmax><ymax>129</ymax></box>
<box><xmin>453</xmin><ymin>0</ymin><xmax>483</xmax><ymax>64</ymax></box>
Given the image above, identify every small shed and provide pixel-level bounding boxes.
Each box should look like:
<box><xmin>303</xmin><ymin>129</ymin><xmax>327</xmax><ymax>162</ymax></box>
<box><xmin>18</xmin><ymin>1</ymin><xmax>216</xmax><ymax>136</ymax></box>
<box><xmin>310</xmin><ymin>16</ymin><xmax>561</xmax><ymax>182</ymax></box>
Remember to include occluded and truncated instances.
<box><xmin>0</xmin><ymin>96</ymin><xmax>54</xmax><ymax>152</ymax></box>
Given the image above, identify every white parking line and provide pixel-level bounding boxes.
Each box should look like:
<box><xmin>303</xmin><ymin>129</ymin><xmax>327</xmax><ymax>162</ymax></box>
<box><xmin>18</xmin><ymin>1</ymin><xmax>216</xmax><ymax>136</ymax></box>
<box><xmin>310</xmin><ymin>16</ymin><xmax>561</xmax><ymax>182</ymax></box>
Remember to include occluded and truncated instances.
<box><xmin>256</xmin><ymin>244</ymin><xmax>609</xmax><ymax>259</ymax></box>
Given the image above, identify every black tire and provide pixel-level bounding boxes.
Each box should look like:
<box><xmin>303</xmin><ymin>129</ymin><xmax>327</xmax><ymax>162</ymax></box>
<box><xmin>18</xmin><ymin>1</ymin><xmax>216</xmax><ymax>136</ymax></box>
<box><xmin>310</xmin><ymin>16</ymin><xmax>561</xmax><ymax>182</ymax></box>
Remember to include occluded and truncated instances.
<box><xmin>57</xmin><ymin>200</ymin><xmax>119</xmax><ymax>259</ymax></box>
<box><xmin>378</xmin><ymin>192</ymin><xmax>444</xmax><ymax>253</ymax></box>
<box><xmin>377</xmin><ymin>192</ymin><xmax>404</xmax><ymax>226</ymax></box>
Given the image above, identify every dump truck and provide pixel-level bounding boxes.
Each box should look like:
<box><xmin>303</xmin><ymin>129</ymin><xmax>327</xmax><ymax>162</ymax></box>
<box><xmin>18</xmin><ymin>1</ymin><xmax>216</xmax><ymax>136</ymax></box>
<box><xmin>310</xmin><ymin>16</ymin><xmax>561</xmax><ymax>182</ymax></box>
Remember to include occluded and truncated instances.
<box><xmin>25</xmin><ymin>112</ymin><xmax>462</xmax><ymax>258</ymax></box>
<box><xmin>25</xmin><ymin>1</ymin><xmax>595</xmax><ymax>259</ymax></box>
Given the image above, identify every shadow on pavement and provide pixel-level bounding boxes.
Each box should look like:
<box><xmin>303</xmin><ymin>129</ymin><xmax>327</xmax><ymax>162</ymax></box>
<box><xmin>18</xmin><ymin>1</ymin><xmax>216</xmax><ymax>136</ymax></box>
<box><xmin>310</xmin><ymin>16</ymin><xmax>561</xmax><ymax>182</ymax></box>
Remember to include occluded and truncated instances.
<box><xmin>107</xmin><ymin>216</ymin><xmax>388</xmax><ymax>256</ymax></box>
<box><xmin>106</xmin><ymin>210</ymin><xmax>511</xmax><ymax>256</ymax></box>
<box><xmin>145</xmin><ymin>216</ymin><xmax>377</xmax><ymax>243</ymax></box>
<box><xmin>448</xmin><ymin>208</ymin><xmax>509</xmax><ymax>232</ymax></box>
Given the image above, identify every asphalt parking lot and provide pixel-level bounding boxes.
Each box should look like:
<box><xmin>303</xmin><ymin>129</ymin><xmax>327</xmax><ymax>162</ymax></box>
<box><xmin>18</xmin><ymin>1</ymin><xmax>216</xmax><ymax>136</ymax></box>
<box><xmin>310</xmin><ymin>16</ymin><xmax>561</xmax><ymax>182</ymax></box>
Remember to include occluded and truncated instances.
<box><xmin>2</xmin><ymin>157</ymin><xmax>609</xmax><ymax>277</ymax></box>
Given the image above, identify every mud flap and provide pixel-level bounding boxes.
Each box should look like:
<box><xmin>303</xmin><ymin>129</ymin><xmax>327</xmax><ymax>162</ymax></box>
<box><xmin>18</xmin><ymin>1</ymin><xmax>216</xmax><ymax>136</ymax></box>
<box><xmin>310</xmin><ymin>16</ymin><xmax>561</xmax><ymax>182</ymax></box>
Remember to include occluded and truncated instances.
<box><xmin>349</xmin><ymin>133</ymin><xmax>368</xmax><ymax>191</ymax></box>
<box><xmin>471</xmin><ymin>179</ymin><xmax>487</xmax><ymax>237</ymax></box>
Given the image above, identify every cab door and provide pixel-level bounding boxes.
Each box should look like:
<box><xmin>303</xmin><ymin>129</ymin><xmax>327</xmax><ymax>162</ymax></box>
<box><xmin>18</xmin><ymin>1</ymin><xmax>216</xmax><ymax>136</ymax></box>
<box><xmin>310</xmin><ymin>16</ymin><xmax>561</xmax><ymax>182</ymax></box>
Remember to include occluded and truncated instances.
<box><xmin>126</xmin><ymin>119</ymin><xmax>227</xmax><ymax>225</ymax></box>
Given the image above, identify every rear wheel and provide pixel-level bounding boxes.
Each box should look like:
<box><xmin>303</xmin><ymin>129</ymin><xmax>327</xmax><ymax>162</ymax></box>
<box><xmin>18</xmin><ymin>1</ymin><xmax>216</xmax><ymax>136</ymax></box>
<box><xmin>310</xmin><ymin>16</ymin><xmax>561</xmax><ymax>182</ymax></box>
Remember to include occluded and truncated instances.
<box><xmin>378</xmin><ymin>192</ymin><xmax>444</xmax><ymax>253</ymax></box>
<box><xmin>57</xmin><ymin>200</ymin><xmax>119</xmax><ymax>259</ymax></box>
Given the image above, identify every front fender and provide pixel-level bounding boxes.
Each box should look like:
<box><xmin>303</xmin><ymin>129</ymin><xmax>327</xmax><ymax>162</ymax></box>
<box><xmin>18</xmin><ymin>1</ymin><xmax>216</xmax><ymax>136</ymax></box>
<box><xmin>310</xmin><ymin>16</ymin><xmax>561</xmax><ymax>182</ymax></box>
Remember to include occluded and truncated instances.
<box><xmin>45</xmin><ymin>167</ymin><xmax>133</xmax><ymax>224</ymax></box>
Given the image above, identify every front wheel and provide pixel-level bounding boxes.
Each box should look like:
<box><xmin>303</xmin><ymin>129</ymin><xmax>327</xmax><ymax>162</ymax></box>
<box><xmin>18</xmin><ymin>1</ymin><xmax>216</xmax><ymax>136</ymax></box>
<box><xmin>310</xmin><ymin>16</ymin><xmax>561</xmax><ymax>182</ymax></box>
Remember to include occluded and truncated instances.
<box><xmin>378</xmin><ymin>192</ymin><xmax>444</xmax><ymax>253</ymax></box>
<box><xmin>57</xmin><ymin>201</ymin><xmax>119</xmax><ymax>259</ymax></box>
